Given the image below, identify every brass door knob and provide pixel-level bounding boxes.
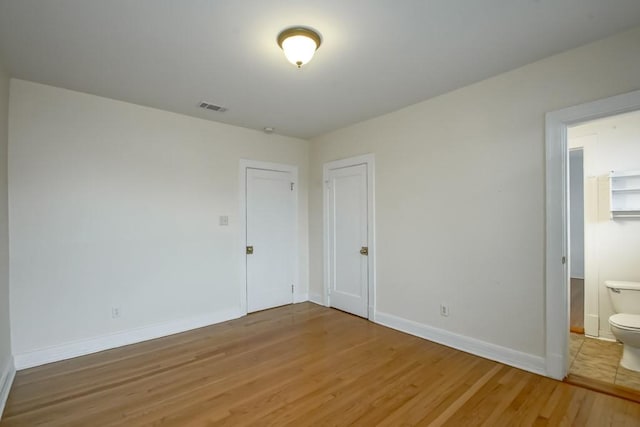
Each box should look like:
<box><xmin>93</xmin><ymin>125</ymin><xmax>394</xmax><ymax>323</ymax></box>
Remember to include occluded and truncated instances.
<box><xmin>246</xmin><ymin>246</ymin><xmax>254</xmax><ymax>255</ymax></box>
<box><xmin>360</xmin><ymin>246</ymin><xmax>368</xmax><ymax>256</ymax></box>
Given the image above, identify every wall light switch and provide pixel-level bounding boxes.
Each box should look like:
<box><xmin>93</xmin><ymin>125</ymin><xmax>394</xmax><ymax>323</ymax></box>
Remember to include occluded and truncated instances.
<box><xmin>219</xmin><ymin>215</ymin><xmax>229</xmax><ymax>226</ymax></box>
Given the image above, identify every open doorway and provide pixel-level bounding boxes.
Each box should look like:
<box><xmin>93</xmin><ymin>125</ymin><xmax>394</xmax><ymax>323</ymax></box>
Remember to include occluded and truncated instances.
<box><xmin>545</xmin><ymin>89</ymin><xmax>640</xmax><ymax>396</ymax></box>
<box><xmin>565</xmin><ymin>111</ymin><xmax>640</xmax><ymax>395</ymax></box>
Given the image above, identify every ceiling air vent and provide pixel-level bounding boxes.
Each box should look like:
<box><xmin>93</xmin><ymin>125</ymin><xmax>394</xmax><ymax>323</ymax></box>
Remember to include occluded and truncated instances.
<box><xmin>199</xmin><ymin>101</ymin><xmax>227</xmax><ymax>112</ymax></box>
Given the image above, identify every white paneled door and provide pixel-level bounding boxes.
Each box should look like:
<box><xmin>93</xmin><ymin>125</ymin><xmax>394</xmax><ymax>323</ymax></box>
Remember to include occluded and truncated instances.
<box><xmin>246</xmin><ymin>168</ymin><xmax>295</xmax><ymax>313</ymax></box>
<box><xmin>327</xmin><ymin>163</ymin><xmax>369</xmax><ymax>318</ymax></box>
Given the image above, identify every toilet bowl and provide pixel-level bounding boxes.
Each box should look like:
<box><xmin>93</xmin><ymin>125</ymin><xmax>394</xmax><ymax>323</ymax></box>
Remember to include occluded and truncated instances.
<box><xmin>609</xmin><ymin>313</ymin><xmax>640</xmax><ymax>371</ymax></box>
<box><xmin>606</xmin><ymin>280</ymin><xmax>640</xmax><ymax>372</ymax></box>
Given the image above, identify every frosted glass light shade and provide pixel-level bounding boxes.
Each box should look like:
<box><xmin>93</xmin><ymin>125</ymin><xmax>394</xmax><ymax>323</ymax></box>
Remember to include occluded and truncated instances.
<box><xmin>277</xmin><ymin>27</ymin><xmax>322</xmax><ymax>68</ymax></box>
<box><xmin>282</xmin><ymin>35</ymin><xmax>317</xmax><ymax>67</ymax></box>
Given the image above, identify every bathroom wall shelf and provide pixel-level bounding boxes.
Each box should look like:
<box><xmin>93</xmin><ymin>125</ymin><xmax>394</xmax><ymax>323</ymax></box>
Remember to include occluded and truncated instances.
<box><xmin>610</xmin><ymin>170</ymin><xmax>640</xmax><ymax>219</ymax></box>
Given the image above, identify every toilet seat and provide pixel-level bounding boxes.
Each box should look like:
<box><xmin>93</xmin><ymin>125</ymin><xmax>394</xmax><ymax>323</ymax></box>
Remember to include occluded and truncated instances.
<box><xmin>609</xmin><ymin>313</ymin><xmax>640</xmax><ymax>331</ymax></box>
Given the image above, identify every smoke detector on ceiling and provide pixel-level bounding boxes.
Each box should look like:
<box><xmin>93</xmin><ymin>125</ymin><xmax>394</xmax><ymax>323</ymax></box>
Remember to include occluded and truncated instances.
<box><xmin>198</xmin><ymin>101</ymin><xmax>227</xmax><ymax>112</ymax></box>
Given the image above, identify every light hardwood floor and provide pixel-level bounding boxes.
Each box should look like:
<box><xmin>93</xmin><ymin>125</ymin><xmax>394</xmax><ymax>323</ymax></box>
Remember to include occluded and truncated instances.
<box><xmin>2</xmin><ymin>303</ymin><xmax>640</xmax><ymax>426</ymax></box>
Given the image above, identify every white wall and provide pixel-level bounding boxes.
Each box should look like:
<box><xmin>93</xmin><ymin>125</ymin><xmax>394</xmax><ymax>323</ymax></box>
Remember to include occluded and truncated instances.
<box><xmin>309</xmin><ymin>27</ymin><xmax>640</xmax><ymax>358</ymax></box>
<box><xmin>8</xmin><ymin>80</ymin><xmax>309</xmax><ymax>359</ymax></box>
<box><xmin>569</xmin><ymin>149</ymin><xmax>584</xmax><ymax>279</ymax></box>
<box><xmin>569</xmin><ymin>111</ymin><xmax>640</xmax><ymax>339</ymax></box>
<box><xmin>0</xmin><ymin>58</ymin><xmax>13</xmax><ymax>414</ymax></box>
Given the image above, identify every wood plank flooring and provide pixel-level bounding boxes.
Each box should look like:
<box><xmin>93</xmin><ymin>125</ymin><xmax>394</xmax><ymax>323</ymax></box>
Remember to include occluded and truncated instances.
<box><xmin>2</xmin><ymin>302</ymin><xmax>640</xmax><ymax>426</ymax></box>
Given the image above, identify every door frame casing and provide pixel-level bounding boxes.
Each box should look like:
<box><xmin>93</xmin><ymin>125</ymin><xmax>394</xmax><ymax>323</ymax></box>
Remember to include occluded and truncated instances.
<box><xmin>323</xmin><ymin>154</ymin><xmax>376</xmax><ymax>320</ymax></box>
<box><xmin>545</xmin><ymin>89</ymin><xmax>640</xmax><ymax>380</ymax></box>
<box><xmin>239</xmin><ymin>159</ymin><xmax>298</xmax><ymax>316</ymax></box>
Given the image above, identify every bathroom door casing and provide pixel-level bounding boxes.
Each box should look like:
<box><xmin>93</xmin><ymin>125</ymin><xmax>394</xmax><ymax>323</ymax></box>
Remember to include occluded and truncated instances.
<box><xmin>324</xmin><ymin>155</ymin><xmax>374</xmax><ymax>319</ymax></box>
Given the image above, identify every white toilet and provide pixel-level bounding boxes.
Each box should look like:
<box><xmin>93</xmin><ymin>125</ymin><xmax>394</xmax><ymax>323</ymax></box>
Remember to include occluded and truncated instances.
<box><xmin>606</xmin><ymin>280</ymin><xmax>640</xmax><ymax>372</ymax></box>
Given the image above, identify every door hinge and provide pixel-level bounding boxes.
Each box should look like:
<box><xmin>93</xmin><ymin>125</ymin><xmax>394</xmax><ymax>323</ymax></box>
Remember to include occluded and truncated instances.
<box><xmin>291</xmin><ymin>284</ymin><xmax>294</xmax><ymax>293</ymax></box>
<box><xmin>562</xmin><ymin>256</ymin><xmax>566</xmax><ymax>265</ymax></box>
<box><xmin>290</xmin><ymin>182</ymin><xmax>294</xmax><ymax>191</ymax></box>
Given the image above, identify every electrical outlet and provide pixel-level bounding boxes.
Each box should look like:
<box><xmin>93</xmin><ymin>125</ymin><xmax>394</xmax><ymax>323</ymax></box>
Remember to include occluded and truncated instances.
<box><xmin>112</xmin><ymin>307</ymin><xmax>121</xmax><ymax>319</ymax></box>
<box><xmin>440</xmin><ymin>304</ymin><xmax>449</xmax><ymax>317</ymax></box>
<box><xmin>219</xmin><ymin>215</ymin><xmax>229</xmax><ymax>226</ymax></box>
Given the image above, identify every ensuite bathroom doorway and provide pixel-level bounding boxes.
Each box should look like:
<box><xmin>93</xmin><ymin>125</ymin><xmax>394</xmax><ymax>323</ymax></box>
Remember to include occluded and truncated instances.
<box><xmin>566</xmin><ymin>110</ymin><xmax>640</xmax><ymax>397</ymax></box>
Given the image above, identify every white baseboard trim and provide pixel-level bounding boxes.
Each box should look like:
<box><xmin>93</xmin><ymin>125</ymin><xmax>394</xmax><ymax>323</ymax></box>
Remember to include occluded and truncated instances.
<box><xmin>293</xmin><ymin>293</ymin><xmax>309</xmax><ymax>304</ymax></box>
<box><xmin>375</xmin><ymin>311</ymin><xmax>546</xmax><ymax>377</ymax></box>
<box><xmin>308</xmin><ymin>292</ymin><xmax>324</xmax><ymax>306</ymax></box>
<box><xmin>14</xmin><ymin>307</ymin><xmax>243</xmax><ymax>370</ymax></box>
<box><xmin>585</xmin><ymin>314</ymin><xmax>599</xmax><ymax>336</ymax></box>
<box><xmin>0</xmin><ymin>356</ymin><xmax>16</xmax><ymax>420</ymax></box>
<box><xmin>597</xmin><ymin>331</ymin><xmax>616</xmax><ymax>342</ymax></box>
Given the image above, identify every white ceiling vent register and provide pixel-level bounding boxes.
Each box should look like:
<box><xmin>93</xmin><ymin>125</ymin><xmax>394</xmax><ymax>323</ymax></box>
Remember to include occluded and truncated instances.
<box><xmin>198</xmin><ymin>101</ymin><xmax>227</xmax><ymax>112</ymax></box>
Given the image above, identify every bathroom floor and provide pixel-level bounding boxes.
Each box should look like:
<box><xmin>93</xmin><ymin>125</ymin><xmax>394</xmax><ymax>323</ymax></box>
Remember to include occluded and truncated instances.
<box><xmin>569</xmin><ymin>333</ymin><xmax>640</xmax><ymax>391</ymax></box>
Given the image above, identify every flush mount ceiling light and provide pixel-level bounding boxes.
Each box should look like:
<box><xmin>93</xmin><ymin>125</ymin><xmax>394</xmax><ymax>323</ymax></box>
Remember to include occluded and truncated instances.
<box><xmin>277</xmin><ymin>27</ymin><xmax>322</xmax><ymax>68</ymax></box>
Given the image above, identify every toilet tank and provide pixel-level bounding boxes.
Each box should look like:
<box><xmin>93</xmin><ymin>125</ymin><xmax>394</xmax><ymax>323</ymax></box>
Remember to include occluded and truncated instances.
<box><xmin>606</xmin><ymin>280</ymin><xmax>640</xmax><ymax>314</ymax></box>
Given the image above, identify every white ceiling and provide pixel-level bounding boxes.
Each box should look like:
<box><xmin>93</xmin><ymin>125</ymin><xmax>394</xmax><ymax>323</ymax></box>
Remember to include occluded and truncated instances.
<box><xmin>1</xmin><ymin>1</ymin><xmax>640</xmax><ymax>139</ymax></box>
